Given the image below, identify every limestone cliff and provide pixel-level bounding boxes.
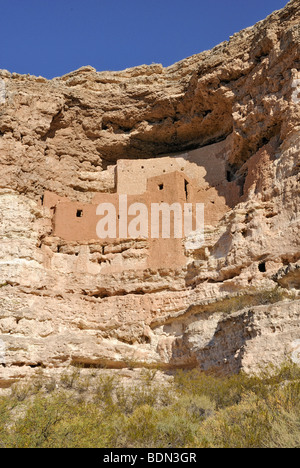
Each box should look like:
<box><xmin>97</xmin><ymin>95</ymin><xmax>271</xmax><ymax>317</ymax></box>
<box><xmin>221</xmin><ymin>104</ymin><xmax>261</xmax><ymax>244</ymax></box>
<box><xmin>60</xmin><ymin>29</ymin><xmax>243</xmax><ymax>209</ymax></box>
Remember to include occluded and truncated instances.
<box><xmin>0</xmin><ymin>0</ymin><xmax>299</xmax><ymax>386</ymax></box>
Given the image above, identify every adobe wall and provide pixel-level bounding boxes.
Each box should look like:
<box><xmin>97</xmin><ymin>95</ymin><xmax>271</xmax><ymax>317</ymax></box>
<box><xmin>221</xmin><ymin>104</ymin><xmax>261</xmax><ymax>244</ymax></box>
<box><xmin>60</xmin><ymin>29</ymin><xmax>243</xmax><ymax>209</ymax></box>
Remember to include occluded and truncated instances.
<box><xmin>179</xmin><ymin>138</ymin><xmax>230</xmax><ymax>187</ymax></box>
<box><xmin>116</xmin><ymin>138</ymin><xmax>230</xmax><ymax>196</ymax></box>
<box><xmin>117</xmin><ymin>157</ymin><xmax>204</xmax><ymax>196</ymax></box>
<box><xmin>44</xmin><ymin>140</ymin><xmax>241</xmax><ymax>270</ymax></box>
<box><xmin>48</xmin><ymin>171</ymin><xmax>201</xmax><ymax>269</ymax></box>
<box><xmin>52</xmin><ymin>201</ymin><xmax>101</xmax><ymax>242</ymax></box>
<box><xmin>53</xmin><ymin>172</ymin><xmax>193</xmax><ymax>234</ymax></box>
<box><xmin>116</xmin><ymin>137</ymin><xmax>240</xmax><ymax>220</ymax></box>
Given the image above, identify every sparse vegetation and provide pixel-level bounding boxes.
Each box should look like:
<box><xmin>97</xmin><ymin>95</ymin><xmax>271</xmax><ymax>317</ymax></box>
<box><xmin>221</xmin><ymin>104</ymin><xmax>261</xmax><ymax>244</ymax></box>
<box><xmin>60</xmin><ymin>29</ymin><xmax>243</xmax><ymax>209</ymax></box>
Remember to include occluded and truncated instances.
<box><xmin>213</xmin><ymin>287</ymin><xmax>298</xmax><ymax>316</ymax></box>
<box><xmin>0</xmin><ymin>362</ymin><xmax>299</xmax><ymax>448</ymax></box>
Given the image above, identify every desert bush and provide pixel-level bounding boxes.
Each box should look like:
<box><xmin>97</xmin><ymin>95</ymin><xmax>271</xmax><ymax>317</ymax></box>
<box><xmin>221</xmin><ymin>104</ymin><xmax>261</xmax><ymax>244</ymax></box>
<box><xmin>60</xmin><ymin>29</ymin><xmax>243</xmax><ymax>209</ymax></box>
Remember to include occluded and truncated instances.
<box><xmin>195</xmin><ymin>379</ymin><xmax>300</xmax><ymax>448</ymax></box>
<box><xmin>0</xmin><ymin>398</ymin><xmax>13</xmax><ymax>448</ymax></box>
<box><xmin>117</xmin><ymin>404</ymin><xmax>197</xmax><ymax>448</ymax></box>
<box><xmin>196</xmin><ymin>393</ymin><xmax>271</xmax><ymax>448</ymax></box>
<box><xmin>7</xmin><ymin>392</ymin><xmax>116</xmax><ymax>448</ymax></box>
<box><xmin>266</xmin><ymin>408</ymin><xmax>300</xmax><ymax>448</ymax></box>
<box><xmin>114</xmin><ymin>382</ymin><xmax>167</xmax><ymax>415</ymax></box>
<box><xmin>59</xmin><ymin>368</ymin><xmax>81</xmax><ymax>389</ymax></box>
<box><xmin>93</xmin><ymin>374</ymin><xmax>116</xmax><ymax>408</ymax></box>
<box><xmin>44</xmin><ymin>377</ymin><xmax>57</xmax><ymax>394</ymax></box>
<box><xmin>174</xmin><ymin>369</ymin><xmax>261</xmax><ymax>409</ymax></box>
<box><xmin>0</xmin><ymin>361</ymin><xmax>299</xmax><ymax>448</ymax></box>
<box><xmin>10</xmin><ymin>381</ymin><xmax>37</xmax><ymax>402</ymax></box>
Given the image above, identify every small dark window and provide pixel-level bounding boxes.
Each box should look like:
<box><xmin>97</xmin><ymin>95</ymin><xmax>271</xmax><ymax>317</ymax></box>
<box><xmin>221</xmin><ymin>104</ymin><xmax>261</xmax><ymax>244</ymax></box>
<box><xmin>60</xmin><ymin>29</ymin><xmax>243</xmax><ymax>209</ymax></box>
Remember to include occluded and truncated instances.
<box><xmin>159</xmin><ymin>184</ymin><xmax>164</xmax><ymax>191</ymax></box>
<box><xmin>76</xmin><ymin>209</ymin><xmax>83</xmax><ymax>218</ymax></box>
<box><xmin>184</xmin><ymin>180</ymin><xmax>189</xmax><ymax>200</ymax></box>
<box><xmin>40</xmin><ymin>195</ymin><xmax>44</xmax><ymax>206</ymax></box>
<box><xmin>258</xmin><ymin>262</ymin><xmax>266</xmax><ymax>273</ymax></box>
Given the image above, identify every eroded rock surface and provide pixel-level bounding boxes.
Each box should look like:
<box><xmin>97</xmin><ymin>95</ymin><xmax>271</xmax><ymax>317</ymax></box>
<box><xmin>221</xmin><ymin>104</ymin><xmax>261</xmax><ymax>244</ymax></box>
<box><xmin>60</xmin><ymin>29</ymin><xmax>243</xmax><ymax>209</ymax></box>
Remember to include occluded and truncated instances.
<box><xmin>0</xmin><ymin>0</ymin><xmax>299</xmax><ymax>385</ymax></box>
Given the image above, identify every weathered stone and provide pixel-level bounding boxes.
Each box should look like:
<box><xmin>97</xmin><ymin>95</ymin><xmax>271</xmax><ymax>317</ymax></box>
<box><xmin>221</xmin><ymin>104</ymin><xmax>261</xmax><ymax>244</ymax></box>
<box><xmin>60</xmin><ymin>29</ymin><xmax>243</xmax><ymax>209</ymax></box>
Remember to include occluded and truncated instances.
<box><xmin>0</xmin><ymin>0</ymin><xmax>299</xmax><ymax>386</ymax></box>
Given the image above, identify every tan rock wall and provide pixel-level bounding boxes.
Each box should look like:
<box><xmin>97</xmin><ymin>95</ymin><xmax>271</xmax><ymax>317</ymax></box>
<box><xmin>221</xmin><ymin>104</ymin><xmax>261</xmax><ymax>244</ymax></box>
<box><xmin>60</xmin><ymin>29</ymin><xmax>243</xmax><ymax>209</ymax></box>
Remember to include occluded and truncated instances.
<box><xmin>0</xmin><ymin>0</ymin><xmax>300</xmax><ymax>385</ymax></box>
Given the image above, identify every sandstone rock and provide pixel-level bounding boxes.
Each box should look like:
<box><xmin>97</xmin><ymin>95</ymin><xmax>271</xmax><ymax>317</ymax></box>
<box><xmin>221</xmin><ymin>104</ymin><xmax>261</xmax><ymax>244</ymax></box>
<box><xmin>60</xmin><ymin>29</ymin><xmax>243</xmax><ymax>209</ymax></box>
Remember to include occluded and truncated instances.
<box><xmin>0</xmin><ymin>0</ymin><xmax>299</xmax><ymax>386</ymax></box>
<box><xmin>273</xmin><ymin>261</ymin><xmax>300</xmax><ymax>289</ymax></box>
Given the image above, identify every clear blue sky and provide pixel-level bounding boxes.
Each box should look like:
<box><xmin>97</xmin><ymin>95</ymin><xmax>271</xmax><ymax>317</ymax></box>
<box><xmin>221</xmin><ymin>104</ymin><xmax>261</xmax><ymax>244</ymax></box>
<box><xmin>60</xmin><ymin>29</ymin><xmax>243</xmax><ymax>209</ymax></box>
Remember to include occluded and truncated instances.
<box><xmin>0</xmin><ymin>0</ymin><xmax>289</xmax><ymax>79</ymax></box>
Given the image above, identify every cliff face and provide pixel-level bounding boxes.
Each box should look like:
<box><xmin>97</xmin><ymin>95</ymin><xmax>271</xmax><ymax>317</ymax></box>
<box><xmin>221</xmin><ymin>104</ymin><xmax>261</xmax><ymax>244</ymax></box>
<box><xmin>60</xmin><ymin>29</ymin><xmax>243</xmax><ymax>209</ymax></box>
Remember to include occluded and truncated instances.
<box><xmin>0</xmin><ymin>0</ymin><xmax>300</xmax><ymax>385</ymax></box>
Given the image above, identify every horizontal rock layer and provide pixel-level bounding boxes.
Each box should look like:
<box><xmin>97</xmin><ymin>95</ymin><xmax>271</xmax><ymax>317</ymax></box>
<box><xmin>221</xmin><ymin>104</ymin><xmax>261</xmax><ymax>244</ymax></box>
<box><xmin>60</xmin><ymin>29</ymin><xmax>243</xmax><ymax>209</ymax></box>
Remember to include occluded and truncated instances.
<box><xmin>0</xmin><ymin>0</ymin><xmax>299</xmax><ymax>385</ymax></box>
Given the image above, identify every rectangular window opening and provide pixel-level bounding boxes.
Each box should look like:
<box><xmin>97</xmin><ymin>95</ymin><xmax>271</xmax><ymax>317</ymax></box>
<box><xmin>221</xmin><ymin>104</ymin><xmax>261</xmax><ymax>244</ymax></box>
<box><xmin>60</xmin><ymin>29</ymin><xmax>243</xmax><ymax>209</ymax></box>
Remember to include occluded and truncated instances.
<box><xmin>184</xmin><ymin>180</ymin><xmax>189</xmax><ymax>200</ymax></box>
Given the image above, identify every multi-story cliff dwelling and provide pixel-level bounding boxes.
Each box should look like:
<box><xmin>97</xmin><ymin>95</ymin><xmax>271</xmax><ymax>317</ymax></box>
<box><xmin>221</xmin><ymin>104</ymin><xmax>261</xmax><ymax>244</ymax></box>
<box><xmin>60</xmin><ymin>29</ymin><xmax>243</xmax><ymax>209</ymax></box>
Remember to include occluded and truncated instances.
<box><xmin>42</xmin><ymin>144</ymin><xmax>241</xmax><ymax>271</ymax></box>
<box><xmin>0</xmin><ymin>0</ymin><xmax>299</xmax><ymax>387</ymax></box>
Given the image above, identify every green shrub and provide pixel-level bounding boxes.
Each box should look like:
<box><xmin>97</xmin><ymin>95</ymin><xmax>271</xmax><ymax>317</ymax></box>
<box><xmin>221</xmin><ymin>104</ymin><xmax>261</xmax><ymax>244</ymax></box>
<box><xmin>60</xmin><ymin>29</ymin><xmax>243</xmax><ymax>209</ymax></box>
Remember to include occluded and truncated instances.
<box><xmin>0</xmin><ymin>397</ymin><xmax>13</xmax><ymax>448</ymax></box>
<box><xmin>174</xmin><ymin>369</ymin><xmax>261</xmax><ymax>409</ymax></box>
<box><xmin>0</xmin><ymin>361</ymin><xmax>299</xmax><ymax>448</ymax></box>
<box><xmin>196</xmin><ymin>393</ymin><xmax>271</xmax><ymax>448</ymax></box>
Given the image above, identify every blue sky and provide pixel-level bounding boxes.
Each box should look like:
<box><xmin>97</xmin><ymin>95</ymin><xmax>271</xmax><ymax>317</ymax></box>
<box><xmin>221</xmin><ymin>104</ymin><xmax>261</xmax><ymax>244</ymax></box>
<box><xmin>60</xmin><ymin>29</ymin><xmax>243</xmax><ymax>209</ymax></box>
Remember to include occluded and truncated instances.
<box><xmin>0</xmin><ymin>0</ymin><xmax>289</xmax><ymax>79</ymax></box>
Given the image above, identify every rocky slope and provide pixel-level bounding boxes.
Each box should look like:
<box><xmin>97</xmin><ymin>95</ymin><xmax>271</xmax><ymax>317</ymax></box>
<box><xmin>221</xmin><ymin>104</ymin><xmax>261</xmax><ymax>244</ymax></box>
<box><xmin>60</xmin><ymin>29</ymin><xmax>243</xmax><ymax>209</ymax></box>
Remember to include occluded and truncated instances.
<box><xmin>0</xmin><ymin>0</ymin><xmax>299</xmax><ymax>386</ymax></box>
